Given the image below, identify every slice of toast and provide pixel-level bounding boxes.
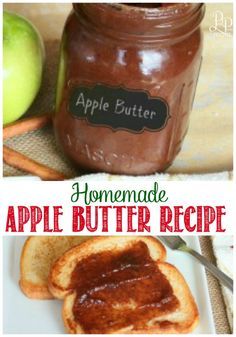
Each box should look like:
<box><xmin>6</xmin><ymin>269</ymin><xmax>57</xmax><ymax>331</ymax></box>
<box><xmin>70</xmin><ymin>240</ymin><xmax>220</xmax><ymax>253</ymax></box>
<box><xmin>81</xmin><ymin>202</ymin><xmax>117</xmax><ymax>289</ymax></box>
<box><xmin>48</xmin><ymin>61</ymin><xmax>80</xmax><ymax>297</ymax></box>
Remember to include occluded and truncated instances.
<box><xmin>20</xmin><ymin>236</ymin><xmax>89</xmax><ymax>299</ymax></box>
<box><xmin>49</xmin><ymin>236</ymin><xmax>198</xmax><ymax>334</ymax></box>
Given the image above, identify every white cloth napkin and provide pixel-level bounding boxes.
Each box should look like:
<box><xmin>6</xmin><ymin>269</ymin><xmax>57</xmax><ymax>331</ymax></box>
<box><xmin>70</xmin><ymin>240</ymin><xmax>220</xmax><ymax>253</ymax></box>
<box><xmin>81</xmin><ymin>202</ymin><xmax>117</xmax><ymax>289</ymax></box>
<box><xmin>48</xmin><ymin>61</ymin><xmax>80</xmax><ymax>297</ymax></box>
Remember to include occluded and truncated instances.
<box><xmin>211</xmin><ymin>236</ymin><xmax>233</xmax><ymax>330</ymax></box>
<box><xmin>3</xmin><ymin>171</ymin><xmax>232</xmax><ymax>181</ymax></box>
<box><xmin>76</xmin><ymin>171</ymin><xmax>232</xmax><ymax>181</ymax></box>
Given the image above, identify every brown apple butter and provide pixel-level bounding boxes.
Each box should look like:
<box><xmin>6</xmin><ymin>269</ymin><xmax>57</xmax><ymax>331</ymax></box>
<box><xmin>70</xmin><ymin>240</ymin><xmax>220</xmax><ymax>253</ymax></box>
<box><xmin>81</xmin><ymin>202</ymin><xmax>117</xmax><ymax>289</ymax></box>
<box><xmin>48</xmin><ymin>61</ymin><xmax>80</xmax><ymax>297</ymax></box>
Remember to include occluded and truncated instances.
<box><xmin>69</xmin><ymin>241</ymin><xmax>179</xmax><ymax>334</ymax></box>
<box><xmin>54</xmin><ymin>3</ymin><xmax>205</xmax><ymax>175</ymax></box>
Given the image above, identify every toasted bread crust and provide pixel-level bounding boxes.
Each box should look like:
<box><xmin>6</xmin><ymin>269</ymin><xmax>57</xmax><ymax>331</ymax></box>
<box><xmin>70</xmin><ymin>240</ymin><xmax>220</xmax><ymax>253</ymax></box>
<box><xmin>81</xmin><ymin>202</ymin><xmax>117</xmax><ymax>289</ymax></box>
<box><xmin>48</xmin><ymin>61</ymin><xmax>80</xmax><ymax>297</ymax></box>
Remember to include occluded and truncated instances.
<box><xmin>19</xmin><ymin>279</ymin><xmax>54</xmax><ymax>300</ymax></box>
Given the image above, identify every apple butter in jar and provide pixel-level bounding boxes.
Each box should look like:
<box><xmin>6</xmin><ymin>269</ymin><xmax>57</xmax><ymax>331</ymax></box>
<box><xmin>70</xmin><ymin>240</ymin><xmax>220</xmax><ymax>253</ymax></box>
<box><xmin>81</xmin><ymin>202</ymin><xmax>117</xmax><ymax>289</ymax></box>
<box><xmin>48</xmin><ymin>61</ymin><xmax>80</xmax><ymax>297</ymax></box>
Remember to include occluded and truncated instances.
<box><xmin>54</xmin><ymin>3</ymin><xmax>205</xmax><ymax>175</ymax></box>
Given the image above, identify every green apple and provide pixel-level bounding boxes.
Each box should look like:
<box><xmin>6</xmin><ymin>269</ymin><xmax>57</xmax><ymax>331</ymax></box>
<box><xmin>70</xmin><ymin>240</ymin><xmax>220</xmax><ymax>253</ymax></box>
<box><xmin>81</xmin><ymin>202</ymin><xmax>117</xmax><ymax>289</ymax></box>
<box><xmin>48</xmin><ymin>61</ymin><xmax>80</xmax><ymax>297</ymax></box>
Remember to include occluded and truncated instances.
<box><xmin>3</xmin><ymin>11</ymin><xmax>45</xmax><ymax>125</ymax></box>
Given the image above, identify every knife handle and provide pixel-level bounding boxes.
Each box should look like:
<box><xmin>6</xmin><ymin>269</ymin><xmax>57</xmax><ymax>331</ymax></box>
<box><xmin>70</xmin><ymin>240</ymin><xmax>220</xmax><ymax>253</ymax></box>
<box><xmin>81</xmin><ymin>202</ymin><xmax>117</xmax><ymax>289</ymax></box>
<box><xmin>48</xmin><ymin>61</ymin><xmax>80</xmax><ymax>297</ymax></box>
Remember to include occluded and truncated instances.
<box><xmin>188</xmin><ymin>248</ymin><xmax>233</xmax><ymax>292</ymax></box>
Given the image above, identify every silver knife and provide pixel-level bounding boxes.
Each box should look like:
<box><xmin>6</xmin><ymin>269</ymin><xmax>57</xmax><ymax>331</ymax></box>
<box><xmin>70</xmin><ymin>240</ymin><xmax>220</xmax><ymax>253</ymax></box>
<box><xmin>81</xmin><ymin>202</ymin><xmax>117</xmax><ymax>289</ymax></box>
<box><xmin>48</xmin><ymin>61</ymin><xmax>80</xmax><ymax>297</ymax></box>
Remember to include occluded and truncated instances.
<box><xmin>158</xmin><ymin>236</ymin><xmax>233</xmax><ymax>292</ymax></box>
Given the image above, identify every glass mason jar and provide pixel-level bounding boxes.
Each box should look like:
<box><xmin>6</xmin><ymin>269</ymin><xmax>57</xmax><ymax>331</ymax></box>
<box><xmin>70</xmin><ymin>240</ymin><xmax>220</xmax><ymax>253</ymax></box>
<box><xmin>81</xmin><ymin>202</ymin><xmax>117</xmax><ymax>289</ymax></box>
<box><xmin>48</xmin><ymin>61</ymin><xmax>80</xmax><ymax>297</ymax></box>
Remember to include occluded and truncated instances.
<box><xmin>54</xmin><ymin>3</ymin><xmax>205</xmax><ymax>175</ymax></box>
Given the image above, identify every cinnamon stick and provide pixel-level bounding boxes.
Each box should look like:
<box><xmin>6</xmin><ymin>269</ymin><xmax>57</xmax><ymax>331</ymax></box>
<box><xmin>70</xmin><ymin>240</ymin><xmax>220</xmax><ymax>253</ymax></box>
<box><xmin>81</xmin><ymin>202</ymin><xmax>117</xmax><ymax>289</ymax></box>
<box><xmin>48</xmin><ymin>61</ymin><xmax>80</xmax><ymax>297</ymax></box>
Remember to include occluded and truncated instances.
<box><xmin>3</xmin><ymin>114</ymin><xmax>52</xmax><ymax>140</ymax></box>
<box><xmin>3</xmin><ymin>146</ymin><xmax>66</xmax><ymax>181</ymax></box>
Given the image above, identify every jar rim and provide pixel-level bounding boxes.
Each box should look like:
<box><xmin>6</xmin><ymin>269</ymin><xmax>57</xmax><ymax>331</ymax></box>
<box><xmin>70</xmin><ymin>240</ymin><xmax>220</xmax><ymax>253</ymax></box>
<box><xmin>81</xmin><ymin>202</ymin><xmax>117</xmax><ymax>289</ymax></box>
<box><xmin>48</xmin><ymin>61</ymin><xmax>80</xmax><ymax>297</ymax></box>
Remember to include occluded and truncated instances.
<box><xmin>73</xmin><ymin>3</ymin><xmax>205</xmax><ymax>41</ymax></box>
<box><xmin>75</xmin><ymin>3</ymin><xmax>203</xmax><ymax>19</ymax></box>
<box><xmin>101</xmin><ymin>3</ymin><xmax>201</xmax><ymax>19</ymax></box>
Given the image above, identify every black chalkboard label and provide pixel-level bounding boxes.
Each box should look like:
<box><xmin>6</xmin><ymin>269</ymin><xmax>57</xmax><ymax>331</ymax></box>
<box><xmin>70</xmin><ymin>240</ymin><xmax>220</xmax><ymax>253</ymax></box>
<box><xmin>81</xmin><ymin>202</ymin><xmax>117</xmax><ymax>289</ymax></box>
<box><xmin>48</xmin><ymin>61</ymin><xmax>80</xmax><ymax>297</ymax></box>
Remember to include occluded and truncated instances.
<box><xmin>68</xmin><ymin>84</ymin><xmax>170</xmax><ymax>133</ymax></box>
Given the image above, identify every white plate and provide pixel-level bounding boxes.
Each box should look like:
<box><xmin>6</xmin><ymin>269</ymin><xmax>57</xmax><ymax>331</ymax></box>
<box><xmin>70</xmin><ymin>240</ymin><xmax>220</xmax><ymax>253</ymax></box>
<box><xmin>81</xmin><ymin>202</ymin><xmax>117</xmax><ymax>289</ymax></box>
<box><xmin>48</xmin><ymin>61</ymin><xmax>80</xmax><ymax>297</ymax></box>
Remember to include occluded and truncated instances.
<box><xmin>3</xmin><ymin>236</ymin><xmax>215</xmax><ymax>334</ymax></box>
